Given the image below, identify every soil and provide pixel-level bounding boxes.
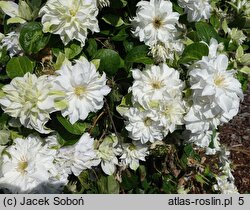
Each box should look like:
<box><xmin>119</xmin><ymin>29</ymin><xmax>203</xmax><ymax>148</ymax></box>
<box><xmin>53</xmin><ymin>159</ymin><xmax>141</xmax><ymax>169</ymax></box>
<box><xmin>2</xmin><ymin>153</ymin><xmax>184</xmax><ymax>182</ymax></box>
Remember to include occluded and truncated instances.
<box><xmin>219</xmin><ymin>84</ymin><xmax>250</xmax><ymax>193</ymax></box>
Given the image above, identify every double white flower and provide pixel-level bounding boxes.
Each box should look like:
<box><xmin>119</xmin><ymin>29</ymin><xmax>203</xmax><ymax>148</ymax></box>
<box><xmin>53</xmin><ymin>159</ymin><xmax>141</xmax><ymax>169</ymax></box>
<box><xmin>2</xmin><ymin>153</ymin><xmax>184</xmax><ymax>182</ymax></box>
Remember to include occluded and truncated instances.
<box><xmin>178</xmin><ymin>0</ymin><xmax>211</xmax><ymax>22</ymax></box>
<box><xmin>39</xmin><ymin>0</ymin><xmax>99</xmax><ymax>46</ymax></box>
<box><xmin>120</xmin><ymin>141</ymin><xmax>149</xmax><ymax>171</ymax></box>
<box><xmin>185</xmin><ymin>39</ymin><xmax>243</xmax><ymax>149</ymax></box>
<box><xmin>53</xmin><ymin>57</ymin><xmax>111</xmax><ymax>124</ymax></box>
<box><xmin>131</xmin><ymin>0</ymin><xmax>183</xmax><ymax>62</ymax></box>
<box><xmin>0</xmin><ymin>73</ymin><xmax>59</xmax><ymax>134</ymax></box>
<box><xmin>0</xmin><ymin>135</ymin><xmax>58</xmax><ymax>193</ymax></box>
<box><xmin>95</xmin><ymin>134</ymin><xmax>122</xmax><ymax>175</ymax></box>
<box><xmin>56</xmin><ymin>133</ymin><xmax>99</xmax><ymax>176</ymax></box>
<box><xmin>125</xmin><ymin>64</ymin><xmax>185</xmax><ymax>144</ymax></box>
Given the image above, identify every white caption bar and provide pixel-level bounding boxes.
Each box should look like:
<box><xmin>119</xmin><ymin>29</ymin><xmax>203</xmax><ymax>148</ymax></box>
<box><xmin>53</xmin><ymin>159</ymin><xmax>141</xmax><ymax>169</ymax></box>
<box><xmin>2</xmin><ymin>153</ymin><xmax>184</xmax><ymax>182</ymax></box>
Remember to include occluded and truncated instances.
<box><xmin>0</xmin><ymin>194</ymin><xmax>249</xmax><ymax>210</ymax></box>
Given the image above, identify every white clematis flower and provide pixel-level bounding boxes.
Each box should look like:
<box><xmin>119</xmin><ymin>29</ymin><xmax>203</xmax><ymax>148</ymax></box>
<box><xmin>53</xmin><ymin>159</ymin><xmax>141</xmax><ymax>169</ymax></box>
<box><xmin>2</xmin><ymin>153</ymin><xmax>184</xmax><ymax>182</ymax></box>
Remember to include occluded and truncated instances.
<box><xmin>150</xmin><ymin>40</ymin><xmax>184</xmax><ymax>62</ymax></box>
<box><xmin>125</xmin><ymin>107</ymin><xmax>164</xmax><ymax>144</ymax></box>
<box><xmin>56</xmin><ymin>133</ymin><xmax>99</xmax><ymax>176</ymax></box>
<box><xmin>184</xmin><ymin>104</ymin><xmax>221</xmax><ymax>133</ymax></box>
<box><xmin>39</xmin><ymin>0</ymin><xmax>99</xmax><ymax>46</ymax></box>
<box><xmin>178</xmin><ymin>0</ymin><xmax>211</xmax><ymax>22</ymax></box>
<box><xmin>131</xmin><ymin>0</ymin><xmax>180</xmax><ymax>45</ymax></box>
<box><xmin>157</xmin><ymin>98</ymin><xmax>185</xmax><ymax>134</ymax></box>
<box><xmin>189</xmin><ymin>54</ymin><xmax>243</xmax><ymax>114</ymax></box>
<box><xmin>0</xmin><ymin>135</ymin><xmax>58</xmax><ymax>193</ymax></box>
<box><xmin>96</xmin><ymin>134</ymin><xmax>122</xmax><ymax>175</ymax></box>
<box><xmin>1</xmin><ymin>31</ymin><xmax>23</xmax><ymax>57</ymax></box>
<box><xmin>53</xmin><ymin>57</ymin><xmax>111</xmax><ymax>124</ymax></box>
<box><xmin>120</xmin><ymin>141</ymin><xmax>149</xmax><ymax>171</ymax></box>
<box><xmin>131</xmin><ymin>63</ymin><xmax>184</xmax><ymax>108</ymax></box>
<box><xmin>0</xmin><ymin>73</ymin><xmax>60</xmax><ymax>134</ymax></box>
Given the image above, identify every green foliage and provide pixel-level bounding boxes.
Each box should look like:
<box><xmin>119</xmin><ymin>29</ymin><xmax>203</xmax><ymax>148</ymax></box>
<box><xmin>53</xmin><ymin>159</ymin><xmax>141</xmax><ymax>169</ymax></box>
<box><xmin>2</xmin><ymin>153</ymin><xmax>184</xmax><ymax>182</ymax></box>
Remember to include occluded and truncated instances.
<box><xmin>65</xmin><ymin>41</ymin><xmax>82</xmax><ymax>60</ymax></box>
<box><xmin>125</xmin><ymin>45</ymin><xmax>154</xmax><ymax>64</ymax></box>
<box><xmin>6</xmin><ymin>56</ymin><xmax>35</xmax><ymax>79</ymax></box>
<box><xmin>97</xmin><ymin>175</ymin><xmax>120</xmax><ymax>194</ymax></box>
<box><xmin>179</xmin><ymin>42</ymin><xmax>209</xmax><ymax>64</ymax></box>
<box><xmin>56</xmin><ymin>114</ymin><xmax>90</xmax><ymax>136</ymax></box>
<box><xmin>19</xmin><ymin>22</ymin><xmax>50</xmax><ymax>54</ymax></box>
<box><xmin>0</xmin><ymin>0</ymin><xmax>248</xmax><ymax>195</ymax></box>
<box><xmin>195</xmin><ymin>22</ymin><xmax>222</xmax><ymax>44</ymax></box>
<box><xmin>86</xmin><ymin>38</ymin><xmax>98</xmax><ymax>57</ymax></box>
<box><xmin>93</xmin><ymin>49</ymin><xmax>124</xmax><ymax>75</ymax></box>
<box><xmin>102</xmin><ymin>14</ymin><xmax>124</xmax><ymax>27</ymax></box>
<box><xmin>110</xmin><ymin>0</ymin><xmax>127</xmax><ymax>8</ymax></box>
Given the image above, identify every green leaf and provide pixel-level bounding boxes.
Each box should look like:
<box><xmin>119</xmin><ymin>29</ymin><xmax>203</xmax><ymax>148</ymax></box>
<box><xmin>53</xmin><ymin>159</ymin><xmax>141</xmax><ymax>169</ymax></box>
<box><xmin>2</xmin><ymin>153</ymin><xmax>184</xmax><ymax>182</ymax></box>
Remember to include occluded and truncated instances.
<box><xmin>97</xmin><ymin>175</ymin><xmax>120</xmax><ymax>194</ymax></box>
<box><xmin>102</xmin><ymin>14</ymin><xmax>124</xmax><ymax>27</ymax></box>
<box><xmin>0</xmin><ymin>129</ymin><xmax>10</xmax><ymax>145</ymax></box>
<box><xmin>28</xmin><ymin>0</ymin><xmax>42</xmax><ymax>9</ymax></box>
<box><xmin>195</xmin><ymin>22</ymin><xmax>221</xmax><ymax>44</ymax></box>
<box><xmin>86</xmin><ymin>38</ymin><xmax>97</xmax><ymax>57</ymax></box>
<box><xmin>19</xmin><ymin>22</ymin><xmax>51</xmax><ymax>54</ymax></box>
<box><xmin>0</xmin><ymin>113</ymin><xmax>8</xmax><ymax>129</ymax></box>
<box><xmin>125</xmin><ymin>45</ymin><xmax>153</xmax><ymax>64</ymax></box>
<box><xmin>121</xmin><ymin>171</ymin><xmax>139</xmax><ymax>191</ymax></box>
<box><xmin>54</xmin><ymin>52</ymin><xmax>66</xmax><ymax>70</ymax></box>
<box><xmin>65</xmin><ymin>41</ymin><xmax>82</xmax><ymax>59</ymax></box>
<box><xmin>210</xmin><ymin>14</ymin><xmax>220</xmax><ymax>29</ymax></box>
<box><xmin>123</xmin><ymin>40</ymin><xmax>134</xmax><ymax>53</ymax></box>
<box><xmin>240</xmin><ymin>66</ymin><xmax>250</xmax><ymax>75</ymax></box>
<box><xmin>110</xmin><ymin>0</ymin><xmax>127</xmax><ymax>8</ymax></box>
<box><xmin>112</xmin><ymin>28</ymin><xmax>129</xmax><ymax>41</ymax></box>
<box><xmin>0</xmin><ymin>47</ymin><xmax>10</xmax><ymax>65</ymax></box>
<box><xmin>93</xmin><ymin>49</ymin><xmax>124</xmax><ymax>75</ymax></box>
<box><xmin>179</xmin><ymin>42</ymin><xmax>209</xmax><ymax>64</ymax></box>
<box><xmin>116</xmin><ymin>92</ymin><xmax>132</xmax><ymax>116</ymax></box>
<box><xmin>91</xmin><ymin>59</ymin><xmax>100</xmax><ymax>70</ymax></box>
<box><xmin>6</xmin><ymin>56</ymin><xmax>35</xmax><ymax>79</ymax></box>
<box><xmin>56</xmin><ymin>114</ymin><xmax>90</xmax><ymax>135</ymax></box>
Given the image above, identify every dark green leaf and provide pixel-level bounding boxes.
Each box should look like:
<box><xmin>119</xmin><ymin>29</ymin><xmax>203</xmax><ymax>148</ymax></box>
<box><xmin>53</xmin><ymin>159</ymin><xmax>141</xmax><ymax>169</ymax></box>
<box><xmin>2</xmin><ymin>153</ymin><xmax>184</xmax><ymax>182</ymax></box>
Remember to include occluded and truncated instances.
<box><xmin>110</xmin><ymin>0</ymin><xmax>127</xmax><ymax>8</ymax></box>
<box><xmin>93</xmin><ymin>49</ymin><xmax>124</xmax><ymax>75</ymax></box>
<box><xmin>112</xmin><ymin>28</ymin><xmax>129</xmax><ymax>41</ymax></box>
<box><xmin>125</xmin><ymin>45</ymin><xmax>153</xmax><ymax>64</ymax></box>
<box><xmin>123</xmin><ymin>40</ymin><xmax>134</xmax><ymax>53</ymax></box>
<box><xmin>56</xmin><ymin>114</ymin><xmax>90</xmax><ymax>135</ymax></box>
<box><xmin>28</xmin><ymin>0</ymin><xmax>42</xmax><ymax>9</ymax></box>
<box><xmin>195</xmin><ymin>21</ymin><xmax>221</xmax><ymax>44</ymax></box>
<box><xmin>65</xmin><ymin>41</ymin><xmax>82</xmax><ymax>59</ymax></box>
<box><xmin>0</xmin><ymin>113</ymin><xmax>9</xmax><ymax>129</ymax></box>
<box><xmin>179</xmin><ymin>42</ymin><xmax>209</xmax><ymax>64</ymax></box>
<box><xmin>97</xmin><ymin>175</ymin><xmax>120</xmax><ymax>194</ymax></box>
<box><xmin>6</xmin><ymin>56</ymin><xmax>35</xmax><ymax>79</ymax></box>
<box><xmin>86</xmin><ymin>38</ymin><xmax>97</xmax><ymax>57</ymax></box>
<box><xmin>121</xmin><ymin>171</ymin><xmax>139</xmax><ymax>191</ymax></box>
<box><xmin>0</xmin><ymin>47</ymin><xmax>10</xmax><ymax>65</ymax></box>
<box><xmin>102</xmin><ymin>14</ymin><xmax>124</xmax><ymax>27</ymax></box>
<box><xmin>19</xmin><ymin>22</ymin><xmax>50</xmax><ymax>54</ymax></box>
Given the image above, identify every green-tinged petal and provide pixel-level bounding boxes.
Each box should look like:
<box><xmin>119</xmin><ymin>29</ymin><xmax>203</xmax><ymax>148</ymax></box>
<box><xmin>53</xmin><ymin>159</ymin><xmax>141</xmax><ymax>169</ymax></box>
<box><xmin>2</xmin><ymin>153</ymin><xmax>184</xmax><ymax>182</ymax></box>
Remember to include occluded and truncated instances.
<box><xmin>18</xmin><ymin>0</ymin><xmax>32</xmax><ymax>21</ymax></box>
<box><xmin>0</xmin><ymin>1</ymin><xmax>18</xmax><ymax>17</ymax></box>
<box><xmin>7</xmin><ymin>17</ymin><xmax>26</xmax><ymax>24</ymax></box>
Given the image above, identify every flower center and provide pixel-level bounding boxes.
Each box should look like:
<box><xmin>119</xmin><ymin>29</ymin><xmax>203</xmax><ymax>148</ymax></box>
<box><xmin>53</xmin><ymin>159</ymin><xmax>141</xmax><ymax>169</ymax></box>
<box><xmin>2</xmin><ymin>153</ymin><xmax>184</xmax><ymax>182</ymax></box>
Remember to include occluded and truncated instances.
<box><xmin>144</xmin><ymin>117</ymin><xmax>153</xmax><ymax>126</ymax></box>
<box><xmin>17</xmin><ymin>160</ymin><xmax>28</xmax><ymax>174</ymax></box>
<box><xmin>69</xmin><ymin>9</ymin><xmax>77</xmax><ymax>17</ymax></box>
<box><xmin>151</xmin><ymin>81</ymin><xmax>162</xmax><ymax>89</ymax></box>
<box><xmin>214</xmin><ymin>74</ymin><xmax>226</xmax><ymax>87</ymax></box>
<box><xmin>74</xmin><ymin>86</ymin><xmax>86</xmax><ymax>96</ymax></box>
<box><xmin>153</xmin><ymin>17</ymin><xmax>163</xmax><ymax>29</ymax></box>
<box><xmin>128</xmin><ymin>144</ymin><xmax>136</xmax><ymax>151</ymax></box>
